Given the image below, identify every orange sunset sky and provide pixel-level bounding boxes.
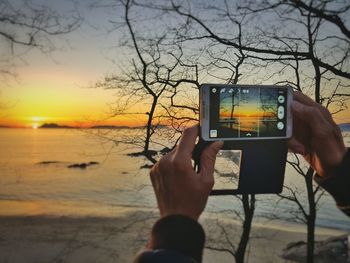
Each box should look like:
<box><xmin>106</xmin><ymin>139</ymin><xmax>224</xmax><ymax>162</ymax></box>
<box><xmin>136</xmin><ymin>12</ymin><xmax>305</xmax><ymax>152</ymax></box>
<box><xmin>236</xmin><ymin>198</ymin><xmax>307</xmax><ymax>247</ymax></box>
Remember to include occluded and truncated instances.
<box><xmin>0</xmin><ymin>62</ymin><xmax>148</xmax><ymax>128</ymax></box>
<box><xmin>1</xmin><ymin>63</ymin><xmax>149</xmax><ymax>128</ymax></box>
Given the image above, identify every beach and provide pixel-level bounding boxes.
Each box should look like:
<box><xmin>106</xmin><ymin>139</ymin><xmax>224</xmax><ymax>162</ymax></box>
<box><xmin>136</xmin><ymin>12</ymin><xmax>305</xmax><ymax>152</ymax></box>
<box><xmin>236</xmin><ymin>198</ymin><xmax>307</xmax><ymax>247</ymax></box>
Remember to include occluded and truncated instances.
<box><xmin>0</xmin><ymin>209</ymin><xmax>346</xmax><ymax>263</ymax></box>
<box><xmin>0</xmin><ymin>128</ymin><xmax>349</xmax><ymax>262</ymax></box>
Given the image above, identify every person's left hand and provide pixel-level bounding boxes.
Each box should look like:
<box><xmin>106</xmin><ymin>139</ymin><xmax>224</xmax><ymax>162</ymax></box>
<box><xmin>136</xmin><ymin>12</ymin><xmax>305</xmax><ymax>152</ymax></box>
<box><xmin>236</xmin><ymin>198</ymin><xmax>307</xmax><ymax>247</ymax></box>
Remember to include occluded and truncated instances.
<box><xmin>288</xmin><ymin>91</ymin><xmax>346</xmax><ymax>177</ymax></box>
<box><xmin>150</xmin><ymin>125</ymin><xmax>223</xmax><ymax>221</ymax></box>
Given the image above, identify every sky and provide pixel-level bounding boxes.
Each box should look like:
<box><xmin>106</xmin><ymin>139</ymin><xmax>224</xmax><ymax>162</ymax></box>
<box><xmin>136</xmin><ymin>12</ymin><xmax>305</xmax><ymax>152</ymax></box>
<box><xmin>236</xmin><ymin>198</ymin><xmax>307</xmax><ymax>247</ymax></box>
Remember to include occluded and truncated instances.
<box><xmin>0</xmin><ymin>0</ymin><xmax>349</xmax><ymax>128</ymax></box>
<box><xmin>0</xmin><ymin>0</ymin><xmax>141</xmax><ymax>128</ymax></box>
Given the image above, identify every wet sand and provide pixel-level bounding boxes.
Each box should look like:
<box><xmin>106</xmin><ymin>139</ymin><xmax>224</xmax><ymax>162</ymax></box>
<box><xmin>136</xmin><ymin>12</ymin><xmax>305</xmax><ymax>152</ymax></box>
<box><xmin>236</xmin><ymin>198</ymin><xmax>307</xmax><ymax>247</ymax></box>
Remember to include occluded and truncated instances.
<box><xmin>0</xmin><ymin>210</ymin><xmax>346</xmax><ymax>263</ymax></box>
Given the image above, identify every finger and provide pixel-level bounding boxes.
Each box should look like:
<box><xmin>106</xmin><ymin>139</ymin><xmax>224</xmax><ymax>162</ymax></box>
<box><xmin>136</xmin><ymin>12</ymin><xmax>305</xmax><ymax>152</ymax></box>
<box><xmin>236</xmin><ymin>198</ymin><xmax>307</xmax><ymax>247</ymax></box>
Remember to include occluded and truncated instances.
<box><xmin>158</xmin><ymin>149</ymin><xmax>175</xmax><ymax>174</ymax></box>
<box><xmin>176</xmin><ymin>125</ymin><xmax>199</xmax><ymax>158</ymax></box>
<box><xmin>293</xmin><ymin>91</ymin><xmax>335</xmax><ymax>124</ymax></box>
<box><xmin>287</xmin><ymin>137</ymin><xmax>307</xmax><ymax>155</ymax></box>
<box><xmin>292</xmin><ymin>101</ymin><xmax>333</xmax><ymax>138</ymax></box>
<box><xmin>199</xmin><ymin>141</ymin><xmax>224</xmax><ymax>184</ymax></box>
<box><xmin>293</xmin><ymin>91</ymin><xmax>315</xmax><ymax>106</ymax></box>
<box><xmin>292</xmin><ymin>100</ymin><xmax>323</xmax><ymax>128</ymax></box>
<box><xmin>149</xmin><ymin>165</ymin><xmax>162</xmax><ymax>203</ymax></box>
<box><xmin>150</xmin><ymin>160</ymin><xmax>160</xmax><ymax>185</ymax></box>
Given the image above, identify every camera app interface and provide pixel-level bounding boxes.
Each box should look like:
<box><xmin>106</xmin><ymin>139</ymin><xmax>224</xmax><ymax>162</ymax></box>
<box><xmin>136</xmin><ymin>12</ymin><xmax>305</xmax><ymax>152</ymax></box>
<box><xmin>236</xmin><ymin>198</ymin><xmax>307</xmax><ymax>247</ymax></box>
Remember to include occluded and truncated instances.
<box><xmin>209</xmin><ymin>86</ymin><xmax>287</xmax><ymax>138</ymax></box>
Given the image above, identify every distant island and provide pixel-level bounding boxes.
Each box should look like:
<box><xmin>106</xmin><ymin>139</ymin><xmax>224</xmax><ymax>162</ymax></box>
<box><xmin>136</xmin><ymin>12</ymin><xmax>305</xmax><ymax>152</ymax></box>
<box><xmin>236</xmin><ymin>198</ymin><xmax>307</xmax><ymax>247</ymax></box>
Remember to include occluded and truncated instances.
<box><xmin>40</xmin><ymin>123</ymin><xmax>74</xmax><ymax>129</ymax></box>
<box><xmin>339</xmin><ymin>123</ymin><xmax>350</xmax><ymax>132</ymax></box>
<box><xmin>39</xmin><ymin>123</ymin><xmax>133</xmax><ymax>129</ymax></box>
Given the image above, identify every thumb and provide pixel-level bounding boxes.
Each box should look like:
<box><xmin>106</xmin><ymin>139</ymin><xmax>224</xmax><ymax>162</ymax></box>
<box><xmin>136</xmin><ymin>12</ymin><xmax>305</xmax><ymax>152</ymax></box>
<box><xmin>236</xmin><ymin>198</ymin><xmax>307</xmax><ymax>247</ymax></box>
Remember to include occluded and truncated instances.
<box><xmin>199</xmin><ymin>141</ymin><xmax>224</xmax><ymax>180</ymax></box>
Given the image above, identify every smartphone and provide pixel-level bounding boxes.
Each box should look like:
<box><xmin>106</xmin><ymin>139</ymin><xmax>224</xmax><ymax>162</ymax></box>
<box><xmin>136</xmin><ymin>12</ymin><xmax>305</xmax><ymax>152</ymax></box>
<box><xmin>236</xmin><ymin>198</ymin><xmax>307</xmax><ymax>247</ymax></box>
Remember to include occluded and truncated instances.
<box><xmin>200</xmin><ymin>84</ymin><xmax>293</xmax><ymax>141</ymax></box>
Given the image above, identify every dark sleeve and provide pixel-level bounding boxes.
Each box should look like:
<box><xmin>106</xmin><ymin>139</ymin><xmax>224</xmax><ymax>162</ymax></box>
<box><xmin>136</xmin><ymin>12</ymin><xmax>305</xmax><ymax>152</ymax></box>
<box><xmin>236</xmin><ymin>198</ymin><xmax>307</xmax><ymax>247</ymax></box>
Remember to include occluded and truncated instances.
<box><xmin>314</xmin><ymin>148</ymin><xmax>350</xmax><ymax>216</ymax></box>
<box><xmin>134</xmin><ymin>215</ymin><xmax>205</xmax><ymax>263</ymax></box>
<box><xmin>133</xmin><ymin>249</ymin><xmax>196</xmax><ymax>263</ymax></box>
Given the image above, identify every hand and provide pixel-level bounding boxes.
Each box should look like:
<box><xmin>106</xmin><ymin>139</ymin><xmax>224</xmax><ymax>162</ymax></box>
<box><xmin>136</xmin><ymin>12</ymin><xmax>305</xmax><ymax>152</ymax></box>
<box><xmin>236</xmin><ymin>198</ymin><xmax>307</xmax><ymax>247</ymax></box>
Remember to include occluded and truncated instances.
<box><xmin>150</xmin><ymin>125</ymin><xmax>223</xmax><ymax>220</ymax></box>
<box><xmin>288</xmin><ymin>91</ymin><xmax>346</xmax><ymax>177</ymax></box>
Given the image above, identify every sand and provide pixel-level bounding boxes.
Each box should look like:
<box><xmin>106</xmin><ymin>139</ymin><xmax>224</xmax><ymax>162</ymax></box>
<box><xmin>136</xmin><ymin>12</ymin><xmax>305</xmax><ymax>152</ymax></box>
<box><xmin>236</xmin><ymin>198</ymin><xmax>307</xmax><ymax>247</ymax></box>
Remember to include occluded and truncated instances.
<box><xmin>0</xmin><ymin>210</ymin><xmax>347</xmax><ymax>263</ymax></box>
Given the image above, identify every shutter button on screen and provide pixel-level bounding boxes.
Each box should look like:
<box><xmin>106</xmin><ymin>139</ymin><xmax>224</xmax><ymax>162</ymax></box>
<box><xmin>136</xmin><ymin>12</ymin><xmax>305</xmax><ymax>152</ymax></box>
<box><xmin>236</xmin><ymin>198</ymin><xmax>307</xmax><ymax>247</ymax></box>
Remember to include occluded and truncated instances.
<box><xmin>277</xmin><ymin>122</ymin><xmax>284</xmax><ymax>130</ymax></box>
<box><xmin>278</xmin><ymin>106</ymin><xmax>284</xmax><ymax>119</ymax></box>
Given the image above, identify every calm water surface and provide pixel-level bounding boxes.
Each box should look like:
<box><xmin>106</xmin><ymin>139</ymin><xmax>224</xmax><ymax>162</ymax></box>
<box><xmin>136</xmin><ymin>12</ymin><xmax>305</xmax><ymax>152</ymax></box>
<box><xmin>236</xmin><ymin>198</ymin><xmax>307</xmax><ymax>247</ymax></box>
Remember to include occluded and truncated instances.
<box><xmin>0</xmin><ymin>128</ymin><xmax>349</xmax><ymax>230</ymax></box>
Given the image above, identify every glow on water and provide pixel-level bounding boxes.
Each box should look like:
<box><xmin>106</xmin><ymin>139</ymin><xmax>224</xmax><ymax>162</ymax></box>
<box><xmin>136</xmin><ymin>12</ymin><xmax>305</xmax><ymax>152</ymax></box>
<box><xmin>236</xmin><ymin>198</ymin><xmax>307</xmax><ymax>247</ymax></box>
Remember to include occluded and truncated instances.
<box><xmin>0</xmin><ymin>128</ymin><xmax>349</xmax><ymax>230</ymax></box>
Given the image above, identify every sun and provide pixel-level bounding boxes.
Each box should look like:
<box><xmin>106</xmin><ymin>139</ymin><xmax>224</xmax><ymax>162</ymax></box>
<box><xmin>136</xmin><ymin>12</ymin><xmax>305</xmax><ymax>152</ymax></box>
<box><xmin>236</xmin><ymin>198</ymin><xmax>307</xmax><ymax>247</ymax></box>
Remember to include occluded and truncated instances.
<box><xmin>30</xmin><ymin>116</ymin><xmax>47</xmax><ymax>129</ymax></box>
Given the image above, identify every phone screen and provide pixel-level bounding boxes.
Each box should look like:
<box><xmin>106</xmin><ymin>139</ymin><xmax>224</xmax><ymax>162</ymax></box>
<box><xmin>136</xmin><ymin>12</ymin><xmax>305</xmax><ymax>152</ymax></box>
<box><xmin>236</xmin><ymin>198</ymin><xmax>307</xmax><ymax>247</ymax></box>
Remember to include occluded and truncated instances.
<box><xmin>208</xmin><ymin>86</ymin><xmax>289</xmax><ymax>139</ymax></box>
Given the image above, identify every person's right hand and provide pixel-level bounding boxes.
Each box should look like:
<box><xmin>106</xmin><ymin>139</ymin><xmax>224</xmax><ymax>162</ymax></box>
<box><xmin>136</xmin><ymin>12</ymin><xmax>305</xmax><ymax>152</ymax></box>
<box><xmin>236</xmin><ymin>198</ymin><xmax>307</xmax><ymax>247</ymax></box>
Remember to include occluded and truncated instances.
<box><xmin>149</xmin><ymin>125</ymin><xmax>223</xmax><ymax>221</ymax></box>
<box><xmin>288</xmin><ymin>91</ymin><xmax>346</xmax><ymax>177</ymax></box>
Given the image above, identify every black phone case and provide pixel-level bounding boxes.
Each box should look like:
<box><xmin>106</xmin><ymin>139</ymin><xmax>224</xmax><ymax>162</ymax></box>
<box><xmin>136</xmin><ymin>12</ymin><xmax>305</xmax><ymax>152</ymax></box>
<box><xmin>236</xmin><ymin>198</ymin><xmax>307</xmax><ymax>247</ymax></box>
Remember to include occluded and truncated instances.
<box><xmin>193</xmin><ymin>139</ymin><xmax>288</xmax><ymax>195</ymax></box>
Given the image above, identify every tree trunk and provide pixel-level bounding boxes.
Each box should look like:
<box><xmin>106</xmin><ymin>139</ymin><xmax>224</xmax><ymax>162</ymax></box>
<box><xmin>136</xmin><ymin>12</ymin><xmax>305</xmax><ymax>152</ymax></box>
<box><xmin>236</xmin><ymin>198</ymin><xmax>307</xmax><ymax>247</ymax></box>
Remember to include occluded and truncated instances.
<box><xmin>305</xmin><ymin>43</ymin><xmax>320</xmax><ymax>262</ymax></box>
<box><xmin>144</xmin><ymin>97</ymin><xmax>157</xmax><ymax>160</ymax></box>
<box><xmin>305</xmin><ymin>167</ymin><xmax>316</xmax><ymax>263</ymax></box>
<box><xmin>312</xmin><ymin>59</ymin><xmax>321</xmax><ymax>104</ymax></box>
<box><xmin>235</xmin><ymin>194</ymin><xmax>255</xmax><ymax>263</ymax></box>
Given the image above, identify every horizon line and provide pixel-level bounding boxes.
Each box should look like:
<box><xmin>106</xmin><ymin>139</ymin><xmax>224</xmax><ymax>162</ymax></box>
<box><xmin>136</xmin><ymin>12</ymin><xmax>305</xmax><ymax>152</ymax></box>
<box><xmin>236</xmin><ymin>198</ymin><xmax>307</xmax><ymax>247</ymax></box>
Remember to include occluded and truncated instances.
<box><xmin>0</xmin><ymin>122</ymin><xmax>169</xmax><ymax>129</ymax></box>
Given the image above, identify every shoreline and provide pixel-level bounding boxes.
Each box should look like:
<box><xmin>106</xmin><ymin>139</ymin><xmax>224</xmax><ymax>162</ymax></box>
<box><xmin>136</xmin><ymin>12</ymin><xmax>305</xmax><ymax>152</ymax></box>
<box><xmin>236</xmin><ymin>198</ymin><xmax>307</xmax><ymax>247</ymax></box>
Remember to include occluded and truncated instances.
<box><xmin>0</xmin><ymin>212</ymin><xmax>347</xmax><ymax>263</ymax></box>
<box><xmin>1</xmin><ymin>199</ymin><xmax>349</xmax><ymax>232</ymax></box>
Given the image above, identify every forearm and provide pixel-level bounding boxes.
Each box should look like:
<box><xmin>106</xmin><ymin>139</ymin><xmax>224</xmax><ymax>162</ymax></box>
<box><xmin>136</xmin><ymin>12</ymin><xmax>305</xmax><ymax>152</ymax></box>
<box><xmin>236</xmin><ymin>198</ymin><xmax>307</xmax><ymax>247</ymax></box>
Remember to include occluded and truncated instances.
<box><xmin>314</xmin><ymin>148</ymin><xmax>350</xmax><ymax>216</ymax></box>
<box><xmin>134</xmin><ymin>215</ymin><xmax>205</xmax><ymax>263</ymax></box>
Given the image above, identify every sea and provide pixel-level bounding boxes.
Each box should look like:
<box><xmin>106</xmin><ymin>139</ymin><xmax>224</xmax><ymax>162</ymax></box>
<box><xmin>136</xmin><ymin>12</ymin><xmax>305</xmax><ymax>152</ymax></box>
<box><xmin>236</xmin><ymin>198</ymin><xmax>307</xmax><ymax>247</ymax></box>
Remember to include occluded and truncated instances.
<box><xmin>0</xmin><ymin>128</ymin><xmax>349</xmax><ymax>231</ymax></box>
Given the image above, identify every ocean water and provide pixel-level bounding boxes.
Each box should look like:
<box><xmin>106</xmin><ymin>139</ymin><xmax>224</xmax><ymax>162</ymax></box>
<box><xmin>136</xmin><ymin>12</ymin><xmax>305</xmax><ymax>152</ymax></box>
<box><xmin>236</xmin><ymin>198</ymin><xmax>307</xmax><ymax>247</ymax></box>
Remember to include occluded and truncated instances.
<box><xmin>0</xmin><ymin>128</ymin><xmax>349</xmax><ymax>231</ymax></box>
